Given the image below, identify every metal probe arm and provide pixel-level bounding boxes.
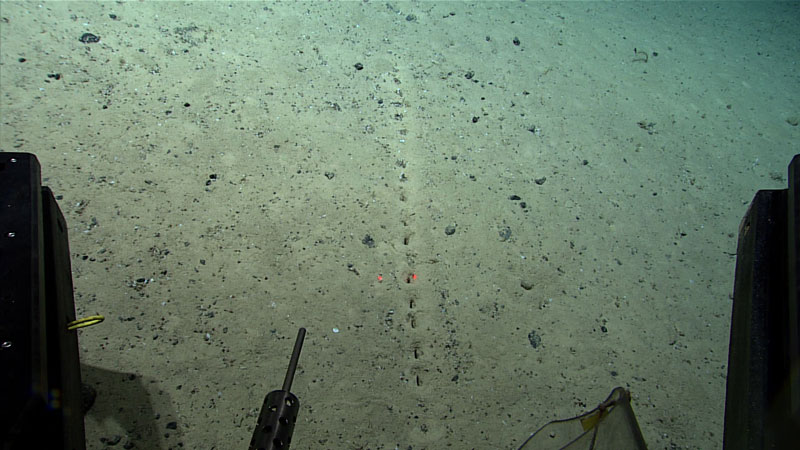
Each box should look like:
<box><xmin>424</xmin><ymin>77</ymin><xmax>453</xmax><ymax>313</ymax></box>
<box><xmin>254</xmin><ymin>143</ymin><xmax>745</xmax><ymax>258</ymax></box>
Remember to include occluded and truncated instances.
<box><xmin>249</xmin><ymin>328</ymin><xmax>306</xmax><ymax>450</ymax></box>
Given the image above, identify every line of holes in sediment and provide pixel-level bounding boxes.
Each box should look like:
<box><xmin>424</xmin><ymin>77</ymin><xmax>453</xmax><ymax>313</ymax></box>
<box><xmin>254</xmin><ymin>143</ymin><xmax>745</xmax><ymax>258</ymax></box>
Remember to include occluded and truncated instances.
<box><xmin>397</xmin><ymin>186</ymin><xmax>423</xmax><ymax>386</ymax></box>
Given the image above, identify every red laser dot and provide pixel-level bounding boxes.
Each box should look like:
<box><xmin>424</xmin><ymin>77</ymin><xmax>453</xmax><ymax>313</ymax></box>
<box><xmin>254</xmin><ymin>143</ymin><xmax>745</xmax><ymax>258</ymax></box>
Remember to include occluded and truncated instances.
<box><xmin>377</xmin><ymin>275</ymin><xmax>383</xmax><ymax>282</ymax></box>
<box><xmin>412</xmin><ymin>273</ymin><xmax>417</xmax><ymax>280</ymax></box>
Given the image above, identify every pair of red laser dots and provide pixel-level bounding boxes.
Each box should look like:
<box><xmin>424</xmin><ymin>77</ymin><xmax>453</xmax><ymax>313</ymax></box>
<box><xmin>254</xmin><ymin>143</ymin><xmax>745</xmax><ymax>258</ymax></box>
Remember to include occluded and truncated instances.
<box><xmin>376</xmin><ymin>273</ymin><xmax>417</xmax><ymax>283</ymax></box>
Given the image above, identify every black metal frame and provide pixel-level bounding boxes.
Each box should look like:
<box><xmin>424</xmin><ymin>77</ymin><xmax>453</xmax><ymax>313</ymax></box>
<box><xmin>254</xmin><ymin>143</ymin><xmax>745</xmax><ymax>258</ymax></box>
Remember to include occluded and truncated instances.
<box><xmin>724</xmin><ymin>154</ymin><xmax>800</xmax><ymax>449</ymax></box>
<box><xmin>0</xmin><ymin>153</ymin><xmax>85</xmax><ymax>450</ymax></box>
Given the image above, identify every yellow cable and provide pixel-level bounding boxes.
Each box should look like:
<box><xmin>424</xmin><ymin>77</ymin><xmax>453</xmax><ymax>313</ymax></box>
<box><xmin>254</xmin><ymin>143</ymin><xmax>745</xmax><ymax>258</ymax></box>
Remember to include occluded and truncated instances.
<box><xmin>67</xmin><ymin>315</ymin><xmax>105</xmax><ymax>330</ymax></box>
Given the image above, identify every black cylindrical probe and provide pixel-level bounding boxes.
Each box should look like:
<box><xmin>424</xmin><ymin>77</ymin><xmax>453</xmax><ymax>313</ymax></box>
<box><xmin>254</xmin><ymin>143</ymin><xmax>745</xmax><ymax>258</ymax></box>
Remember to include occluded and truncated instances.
<box><xmin>282</xmin><ymin>328</ymin><xmax>305</xmax><ymax>392</ymax></box>
<box><xmin>249</xmin><ymin>328</ymin><xmax>306</xmax><ymax>450</ymax></box>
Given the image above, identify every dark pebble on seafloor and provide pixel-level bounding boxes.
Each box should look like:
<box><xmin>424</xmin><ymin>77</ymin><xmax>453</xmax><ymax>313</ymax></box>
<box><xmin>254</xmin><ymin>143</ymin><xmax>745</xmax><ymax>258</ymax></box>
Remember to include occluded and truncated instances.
<box><xmin>444</xmin><ymin>224</ymin><xmax>456</xmax><ymax>235</ymax></box>
<box><xmin>362</xmin><ymin>234</ymin><xmax>376</xmax><ymax>248</ymax></box>
<box><xmin>528</xmin><ymin>330</ymin><xmax>542</xmax><ymax>348</ymax></box>
<box><xmin>79</xmin><ymin>33</ymin><xmax>100</xmax><ymax>43</ymax></box>
<box><xmin>100</xmin><ymin>435</ymin><xmax>122</xmax><ymax>446</ymax></box>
